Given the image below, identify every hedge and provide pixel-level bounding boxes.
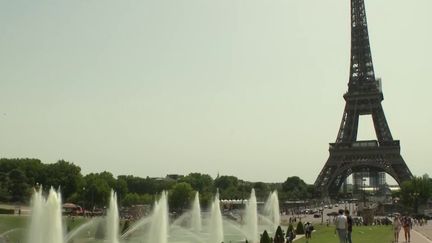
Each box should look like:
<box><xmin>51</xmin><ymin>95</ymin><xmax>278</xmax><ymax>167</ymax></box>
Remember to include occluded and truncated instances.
<box><xmin>0</xmin><ymin>208</ymin><xmax>15</xmax><ymax>214</ymax></box>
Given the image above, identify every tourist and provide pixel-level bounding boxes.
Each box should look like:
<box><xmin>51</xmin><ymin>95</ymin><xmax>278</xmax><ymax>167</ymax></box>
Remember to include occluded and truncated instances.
<box><xmin>305</xmin><ymin>222</ymin><xmax>313</xmax><ymax>240</ymax></box>
<box><xmin>345</xmin><ymin>209</ymin><xmax>353</xmax><ymax>243</ymax></box>
<box><xmin>335</xmin><ymin>209</ymin><xmax>348</xmax><ymax>243</ymax></box>
<box><xmin>286</xmin><ymin>228</ymin><xmax>296</xmax><ymax>243</ymax></box>
<box><xmin>393</xmin><ymin>214</ymin><xmax>402</xmax><ymax>242</ymax></box>
<box><xmin>402</xmin><ymin>216</ymin><xmax>411</xmax><ymax>242</ymax></box>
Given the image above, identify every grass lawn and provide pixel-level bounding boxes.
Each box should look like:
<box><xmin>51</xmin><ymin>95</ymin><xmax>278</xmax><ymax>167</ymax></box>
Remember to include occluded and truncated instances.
<box><xmin>294</xmin><ymin>224</ymin><xmax>393</xmax><ymax>243</ymax></box>
<box><xmin>0</xmin><ymin>215</ymin><xmax>28</xmax><ymax>242</ymax></box>
<box><xmin>0</xmin><ymin>215</ymin><xmax>90</xmax><ymax>242</ymax></box>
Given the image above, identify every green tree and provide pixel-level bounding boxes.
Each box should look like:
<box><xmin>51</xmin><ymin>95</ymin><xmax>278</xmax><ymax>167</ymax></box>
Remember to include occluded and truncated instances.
<box><xmin>287</xmin><ymin>223</ymin><xmax>294</xmax><ymax>234</ymax></box>
<box><xmin>119</xmin><ymin>175</ymin><xmax>158</xmax><ymax>195</ymax></box>
<box><xmin>122</xmin><ymin>193</ymin><xmax>153</xmax><ymax>206</ymax></box>
<box><xmin>274</xmin><ymin>225</ymin><xmax>285</xmax><ymax>243</ymax></box>
<box><xmin>260</xmin><ymin>230</ymin><xmax>271</xmax><ymax>243</ymax></box>
<box><xmin>43</xmin><ymin>160</ymin><xmax>83</xmax><ymax>201</ymax></box>
<box><xmin>198</xmin><ymin>191</ymin><xmax>213</xmax><ymax>208</ymax></box>
<box><xmin>400</xmin><ymin>176</ymin><xmax>432</xmax><ymax>213</ymax></box>
<box><xmin>115</xmin><ymin>177</ymin><xmax>129</xmax><ymax>204</ymax></box>
<box><xmin>83</xmin><ymin>172</ymin><xmax>114</xmax><ymax>208</ymax></box>
<box><xmin>0</xmin><ymin>158</ymin><xmax>45</xmax><ymax>187</ymax></box>
<box><xmin>253</xmin><ymin>182</ymin><xmax>269</xmax><ymax>200</ymax></box>
<box><xmin>0</xmin><ymin>172</ymin><xmax>10</xmax><ymax>201</ymax></box>
<box><xmin>8</xmin><ymin>169</ymin><xmax>30</xmax><ymax>202</ymax></box>
<box><xmin>214</xmin><ymin>175</ymin><xmax>238</xmax><ymax>190</ymax></box>
<box><xmin>214</xmin><ymin>175</ymin><xmax>243</xmax><ymax>199</ymax></box>
<box><xmin>169</xmin><ymin>182</ymin><xmax>194</xmax><ymax>212</ymax></box>
<box><xmin>282</xmin><ymin>176</ymin><xmax>310</xmax><ymax>200</ymax></box>
<box><xmin>296</xmin><ymin>221</ymin><xmax>305</xmax><ymax>234</ymax></box>
<box><xmin>179</xmin><ymin>173</ymin><xmax>213</xmax><ymax>193</ymax></box>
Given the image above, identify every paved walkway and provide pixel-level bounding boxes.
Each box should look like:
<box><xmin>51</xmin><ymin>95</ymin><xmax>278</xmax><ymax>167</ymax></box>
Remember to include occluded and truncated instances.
<box><xmin>397</xmin><ymin>225</ymin><xmax>432</xmax><ymax>243</ymax></box>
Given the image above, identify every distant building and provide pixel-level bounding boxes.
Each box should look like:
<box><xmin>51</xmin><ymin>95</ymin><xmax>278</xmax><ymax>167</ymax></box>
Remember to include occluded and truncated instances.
<box><xmin>165</xmin><ymin>174</ymin><xmax>184</xmax><ymax>181</ymax></box>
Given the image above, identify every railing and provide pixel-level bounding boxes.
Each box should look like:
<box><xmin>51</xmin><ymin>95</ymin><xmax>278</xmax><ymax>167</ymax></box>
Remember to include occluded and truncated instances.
<box><xmin>329</xmin><ymin>140</ymin><xmax>400</xmax><ymax>149</ymax></box>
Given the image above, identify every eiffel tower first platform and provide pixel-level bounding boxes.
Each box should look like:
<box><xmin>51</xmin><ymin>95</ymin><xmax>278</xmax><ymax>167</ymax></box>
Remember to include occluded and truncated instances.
<box><xmin>314</xmin><ymin>0</ymin><xmax>413</xmax><ymax>197</ymax></box>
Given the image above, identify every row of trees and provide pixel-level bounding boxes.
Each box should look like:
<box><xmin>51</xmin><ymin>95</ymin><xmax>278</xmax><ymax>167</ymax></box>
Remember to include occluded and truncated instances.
<box><xmin>2</xmin><ymin>158</ymin><xmax>430</xmax><ymax>214</ymax></box>
<box><xmin>0</xmin><ymin>158</ymin><xmax>313</xmax><ymax>211</ymax></box>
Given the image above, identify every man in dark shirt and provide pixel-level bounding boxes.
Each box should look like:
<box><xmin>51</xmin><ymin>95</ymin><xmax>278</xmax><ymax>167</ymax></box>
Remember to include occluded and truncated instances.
<box><xmin>345</xmin><ymin>209</ymin><xmax>353</xmax><ymax>243</ymax></box>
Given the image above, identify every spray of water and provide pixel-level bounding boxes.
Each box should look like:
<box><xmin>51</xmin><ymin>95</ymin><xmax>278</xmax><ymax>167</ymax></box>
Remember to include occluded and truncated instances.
<box><xmin>263</xmin><ymin>190</ymin><xmax>280</xmax><ymax>231</ymax></box>
<box><xmin>147</xmin><ymin>191</ymin><xmax>169</xmax><ymax>243</ymax></box>
<box><xmin>27</xmin><ymin>187</ymin><xmax>64</xmax><ymax>243</ymax></box>
<box><xmin>209</xmin><ymin>191</ymin><xmax>224</xmax><ymax>243</ymax></box>
<box><xmin>191</xmin><ymin>192</ymin><xmax>202</xmax><ymax>233</ymax></box>
<box><xmin>106</xmin><ymin>190</ymin><xmax>119</xmax><ymax>243</ymax></box>
<box><xmin>244</xmin><ymin>188</ymin><xmax>259</xmax><ymax>243</ymax></box>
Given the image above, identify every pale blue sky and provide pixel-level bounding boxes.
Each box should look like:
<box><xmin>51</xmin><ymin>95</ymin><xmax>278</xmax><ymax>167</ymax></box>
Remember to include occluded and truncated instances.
<box><xmin>1</xmin><ymin>0</ymin><xmax>431</xmax><ymax>183</ymax></box>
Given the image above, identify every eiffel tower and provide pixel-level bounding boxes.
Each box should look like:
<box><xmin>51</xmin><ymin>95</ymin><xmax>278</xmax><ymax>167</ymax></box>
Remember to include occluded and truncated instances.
<box><xmin>314</xmin><ymin>0</ymin><xmax>413</xmax><ymax>197</ymax></box>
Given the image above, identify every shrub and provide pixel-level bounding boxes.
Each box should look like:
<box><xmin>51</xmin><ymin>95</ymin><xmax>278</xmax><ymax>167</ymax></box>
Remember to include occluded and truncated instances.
<box><xmin>260</xmin><ymin>230</ymin><xmax>271</xmax><ymax>243</ymax></box>
<box><xmin>0</xmin><ymin>208</ymin><xmax>14</xmax><ymax>214</ymax></box>
<box><xmin>274</xmin><ymin>225</ymin><xmax>284</xmax><ymax>243</ymax></box>
<box><xmin>296</xmin><ymin>221</ymin><xmax>305</xmax><ymax>234</ymax></box>
<box><xmin>287</xmin><ymin>223</ymin><xmax>294</xmax><ymax>233</ymax></box>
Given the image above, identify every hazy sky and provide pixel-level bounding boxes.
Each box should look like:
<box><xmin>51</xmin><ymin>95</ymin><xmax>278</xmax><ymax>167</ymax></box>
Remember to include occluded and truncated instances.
<box><xmin>1</xmin><ymin>0</ymin><xmax>431</xmax><ymax>184</ymax></box>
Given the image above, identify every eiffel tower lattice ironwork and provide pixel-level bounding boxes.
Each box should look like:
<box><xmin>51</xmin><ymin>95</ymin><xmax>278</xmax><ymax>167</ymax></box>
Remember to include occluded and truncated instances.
<box><xmin>314</xmin><ymin>0</ymin><xmax>413</xmax><ymax>197</ymax></box>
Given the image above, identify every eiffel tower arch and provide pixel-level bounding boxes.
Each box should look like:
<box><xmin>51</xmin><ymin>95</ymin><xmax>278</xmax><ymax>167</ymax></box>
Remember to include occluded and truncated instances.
<box><xmin>314</xmin><ymin>0</ymin><xmax>413</xmax><ymax>197</ymax></box>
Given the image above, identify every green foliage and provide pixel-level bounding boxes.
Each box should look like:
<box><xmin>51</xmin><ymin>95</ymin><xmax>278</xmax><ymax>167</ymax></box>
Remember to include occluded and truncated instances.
<box><xmin>0</xmin><ymin>158</ymin><xmax>45</xmax><ymax>186</ymax></box>
<box><xmin>8</xmin><ymin>169</ymin><xmax>30</xmax><ymax>202</ymax></box>
<box><xmin>296</xmin><ymin>221</ymin><xmax>305</xmax><ymax>234</ymax></box>
<box><xmin>274</xmin><ymin>225</ymin><xmax>285</xmax><ymax>243</ymax></box>
<box><xmin>0</xmin><ymin>158</ymin><xmax>321</xmax><ymax>212</ymax></box>
<box><xmin>169</xmin><ymin>182</ymin><xmax>194</xmax><ymax>212</ymax></box>
<box><xmin>214</xmin><ymin>175</ymin><xmax>253</xmax><ymax>200</ymax></box>
<box><xmin>253</xmin><ymin>182</ymin><xmax>269</xmax><ymax>199</ymax></box>
<box><xmin>0</xmin><ymin>172</ymin><xmax>10</xmax><ymax>201</ymax></box>
<box><xmin>214</xmin><ymin>175</ymin><xmax>238</xmax><ymax>190</ymax></box>
<box><xmin>0</xmin><ymin>208</ymin><xmax>15</xmax><ymax>214</ymax></box>
<box><xmin>122</xmin><ymin>193</ymin><xmax>153</xmax><ymax>206</ymax></box>
<box><xmin>119</xmin><ymin>175</ymin><xmax>157</xmax><ymax>195</ymax></box>
<box><xmin>115</xmin><ymin>177</ymin><xmax>129</xmax><ymax>201</ymax></box>
<box><xmin>287</xmin><ymin>223</ymin><xmax>294</xmax><ymax>233</ymax></box>
<box><xmin>44</xmin><ymin>160</ymin><xmax>83</xmax><ymax>201</ymax></box>
<box><xmin>179</xmin><ymin>173</ymin><xmax>213</xmax><ymax>193</ymax></box>
<box><xmin>282</xmin><ymin>176</ymin><xmax>311</xmax><ymax>200</ymax></box>
<box><xmin>260</xmin><ymin>230</ymin><xmax>271</xmax><ymax>243</ymax></box>
<box><xmin>82</xmin><ymin>172</ymin><xmax>114</xmax><ymax>208</ymax></box>
<box><xmin>400</xmin><ymin>176</ymin><xmax>432</xmax><ymax>213</ymax></box>
<box><xmin>198</xmin><ymin>191</ymin><xmax>214</xmax><ymax>208</ymax></box>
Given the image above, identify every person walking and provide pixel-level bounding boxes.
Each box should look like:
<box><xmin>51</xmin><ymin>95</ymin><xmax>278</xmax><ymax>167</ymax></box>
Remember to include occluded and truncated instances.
<box><xmin>335</xmin><ymin>209</ymin><xmax>348</xmax><ymax>243</ymax></box>
<box><xmin>393</xmin><ymin>214</ymin><xmax>402</xmax><ymax>242</ymax></box>
<box><xmin>345</xmin><ymin>209</ymin><xmax>353</xmax><ymax>243</ymax></box>
<box><xmin>305</xmin><ymin>222</ymin><xmax>313</xmax><ymax>240</ymax></box>
<box><xmin>402</xmin><ymin>216</ymin><xmax>411</xmax><ymax>242</ymax></box>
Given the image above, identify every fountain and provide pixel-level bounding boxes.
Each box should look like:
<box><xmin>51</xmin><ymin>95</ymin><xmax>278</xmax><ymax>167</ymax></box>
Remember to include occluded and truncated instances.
<box><xmin>147</xmin><ymin>191</ymin><xmax>169</xmax><ymax>243</ymax></box>
<box><xmin>27</xmin><ymin>187</ymin><xmax>64</xmax><ymax>243</ymax></box>
<box><xmin>209</xmin><ymin>191</ymin><xmax>224</xmax><ymax>243</ymax></box>
<box><xmin>263</xmin><ymin>190</ymin><xmax>281</xmax><ymax>231</ymax></box>
<box><xmin>191</xmin><ymin>192</ymin><xmax>202</xmax><ymax>233</ymax></box>
<box><xmin>106</xmin><ymin>190</ymin><xmax>120</xmax><ymax>243</ymax></box>
<box><xmin>18</xmin><ymin>187</ymin><xmax>282</xmax><ymax>243</ymax></box>
<box><xmin>244</xmin><ymin>188</ymin><xmax>259</xmax><ymax>243</ymax></box>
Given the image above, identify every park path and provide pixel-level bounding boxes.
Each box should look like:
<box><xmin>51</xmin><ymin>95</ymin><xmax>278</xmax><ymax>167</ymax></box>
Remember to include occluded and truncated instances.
<box><xmin>397</xmin><ymin>224</ymin><xmax>432</xmax><ymax>243</ymax></box>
